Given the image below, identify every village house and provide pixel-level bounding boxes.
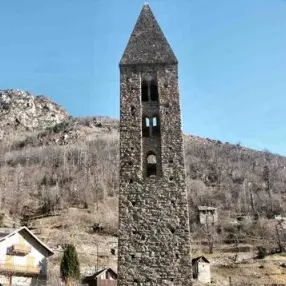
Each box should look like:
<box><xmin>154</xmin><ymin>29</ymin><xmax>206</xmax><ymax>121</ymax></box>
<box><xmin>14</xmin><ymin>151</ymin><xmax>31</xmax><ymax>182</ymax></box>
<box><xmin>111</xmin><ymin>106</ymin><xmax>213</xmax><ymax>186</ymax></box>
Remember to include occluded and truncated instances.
<box><xmin>82</xmin><ymin>268</ymin><xmax>117</xmax><ymax>286</ymax></box>
<box><xmin>0</xmin><ymin>226</ymin><xmax>54</xmax><ymax>286</ymax></box>
<box><xmin>198</xmin><ymin>206</ymin><xmax>218</xmax><ymax>225</ymax></box>
<box><xmin>192</xmin><ymin>256</ymin><xmax>211</xmax><ymax>284</ymax></box>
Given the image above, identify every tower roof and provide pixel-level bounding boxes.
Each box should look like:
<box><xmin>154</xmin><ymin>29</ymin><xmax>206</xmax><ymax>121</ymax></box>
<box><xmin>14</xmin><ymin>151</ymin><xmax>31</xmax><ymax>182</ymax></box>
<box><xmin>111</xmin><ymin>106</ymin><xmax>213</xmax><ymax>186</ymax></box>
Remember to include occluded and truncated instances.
<box><xmin>120</xmin><ymin>4</ymin><xmax>178</xmax><ymax>66</ymax></box>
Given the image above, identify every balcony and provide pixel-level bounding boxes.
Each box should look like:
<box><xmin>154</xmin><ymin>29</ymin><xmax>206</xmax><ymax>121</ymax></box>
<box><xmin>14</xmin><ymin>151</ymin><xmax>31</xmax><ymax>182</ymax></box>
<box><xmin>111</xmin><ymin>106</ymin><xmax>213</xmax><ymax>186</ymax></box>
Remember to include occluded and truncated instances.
<box><xmin>9</xmin><ymin>244</ymin><xmax>31</xmax><ymax>256</ymax></box>
<box><xmin>0</xmin><ymin>262</ymin><xmax>41</xmax><ymax>277</ymax></box>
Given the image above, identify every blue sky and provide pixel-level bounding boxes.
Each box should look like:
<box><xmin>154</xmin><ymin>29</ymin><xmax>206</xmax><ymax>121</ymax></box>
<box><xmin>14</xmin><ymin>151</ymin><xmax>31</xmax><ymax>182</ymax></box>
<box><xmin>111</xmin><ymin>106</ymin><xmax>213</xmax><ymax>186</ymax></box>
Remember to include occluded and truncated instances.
<box><xmin>0</xmin><ymin>0</ymin><xmax>286</xmax><ymax>155</ymax></box>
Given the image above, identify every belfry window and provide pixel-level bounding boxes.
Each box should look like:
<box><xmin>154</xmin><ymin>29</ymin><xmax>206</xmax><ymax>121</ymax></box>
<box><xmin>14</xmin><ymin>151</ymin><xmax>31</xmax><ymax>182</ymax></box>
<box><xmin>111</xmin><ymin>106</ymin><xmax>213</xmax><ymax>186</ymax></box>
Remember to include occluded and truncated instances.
<box><xmin>146</xmin><ymin>118</ymin><xmax>150</xmax><ymax>127</ymax></box>
<box><xmin>141</xmin><ymin>78</ymin><xmax>159</xmax><ymax>102</ymax></box>
<box><xmin>142</xmin><ymin>117</ymin><xmax>150</xmax><ymax>138</ymax></box>
<box><xmin>141</xmin><ymin>80</ymin><xmax>148</xmax><ymax>102</ymax></box>
<box><xmin>153</xmin><ymin>117</ymin><xmax>157</xmax><ymax>127</ymax></box>
<box><xmin>142</xmin><ymin>116</ymin><xmax>160</xmax><ymax>137</ymax></box>
<box><xmin>146</xmin><ymin>152</ymin><xmax>157</xmax><ymax>177</ymax></box>
<box><xmin>150</xmin><ymin>80</ymin><xmax>158</xmax><ymax>101</ymax></box>
<box><xmin>152</xmin><ymin>116</ymin><xmax>160</xmax><ymax>136</ymax></box>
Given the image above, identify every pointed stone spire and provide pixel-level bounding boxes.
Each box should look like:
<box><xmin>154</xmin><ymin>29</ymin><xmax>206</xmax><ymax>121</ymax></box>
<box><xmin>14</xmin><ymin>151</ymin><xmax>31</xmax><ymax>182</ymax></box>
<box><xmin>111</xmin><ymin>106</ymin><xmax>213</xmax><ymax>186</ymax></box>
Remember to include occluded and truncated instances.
<box><xmin>120</xmin><ymin>4</ymin><xmax>178</xmax><ymax>65</ymax></box>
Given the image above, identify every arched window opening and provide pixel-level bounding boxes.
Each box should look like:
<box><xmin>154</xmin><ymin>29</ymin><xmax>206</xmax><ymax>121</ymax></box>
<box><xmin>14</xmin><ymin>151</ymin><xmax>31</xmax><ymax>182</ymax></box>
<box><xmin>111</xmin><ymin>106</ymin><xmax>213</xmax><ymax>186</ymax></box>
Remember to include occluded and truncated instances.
<box><xmin>141</xmin><ymin>80</ymin><xmax>148</xmax><ymax>102</ymax></box>
<box><xmin>150</xmin><ymin>80</ymin><xmax>159</xmax><ymax>101</ymax></box>
<box><xmin>147</xmin><ymin>152</ymin><xmax>157</xmax><ymax>177</ymax></box>
<box><xmin>152</xmin><ymin>116</ymin><xmax>160</xmax><ymax>137</ymax></box>
<box><xmin>146</xmin><ymin>118</ymin><xmax>150</xmax><ymax>127</ymax></box>
<box><xmin>153</xmin><ymin>117</ymin><xmax>157</xmax><ymax>127</ymax></box>
<box><xmin>142</xmin><ymin>117</ymin><xmax>150</xmax><ymax>138</ymax></box>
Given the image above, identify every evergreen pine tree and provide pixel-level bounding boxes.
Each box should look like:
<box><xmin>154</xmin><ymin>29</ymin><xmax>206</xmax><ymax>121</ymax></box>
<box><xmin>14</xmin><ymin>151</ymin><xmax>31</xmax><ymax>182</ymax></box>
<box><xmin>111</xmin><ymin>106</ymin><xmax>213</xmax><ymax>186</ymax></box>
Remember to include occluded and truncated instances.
<box><xmin>60</xmin><ymin>244</ymin><xmax>80</xmax><ymax>283</ymax></box>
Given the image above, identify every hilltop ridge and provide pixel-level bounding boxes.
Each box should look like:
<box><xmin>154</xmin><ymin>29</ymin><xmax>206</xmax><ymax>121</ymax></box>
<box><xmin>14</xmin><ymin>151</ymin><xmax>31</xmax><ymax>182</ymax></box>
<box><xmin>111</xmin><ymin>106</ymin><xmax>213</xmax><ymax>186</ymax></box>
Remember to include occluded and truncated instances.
<box><xmin>0</xmin><ymin>89</ymin><xmax>69</xmax><ymax>138</ymax></box>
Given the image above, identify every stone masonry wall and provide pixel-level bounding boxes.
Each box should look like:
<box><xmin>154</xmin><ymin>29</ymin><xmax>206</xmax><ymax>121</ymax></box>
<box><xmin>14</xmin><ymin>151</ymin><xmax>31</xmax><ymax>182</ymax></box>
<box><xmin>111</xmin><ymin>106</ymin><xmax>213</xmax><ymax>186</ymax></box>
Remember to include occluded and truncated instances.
<box><xmin>118</xmin><ymin>64</ymin><xmax>192</xmax><ymax>286</ymax></box>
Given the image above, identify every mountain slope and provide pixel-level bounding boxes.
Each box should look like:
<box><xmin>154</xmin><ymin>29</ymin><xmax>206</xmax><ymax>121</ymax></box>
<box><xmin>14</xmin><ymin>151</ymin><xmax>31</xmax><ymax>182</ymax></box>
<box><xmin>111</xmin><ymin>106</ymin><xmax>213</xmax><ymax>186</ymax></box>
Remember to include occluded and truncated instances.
<box><xmin>1</xmin><ymin>90</ymin><xmax>286</xmax><ymax>284</ymax></box>
<box><xmin>0</xmin><ymin>89</ymin><xmax>286</xmax><ymax>221</ymax></box>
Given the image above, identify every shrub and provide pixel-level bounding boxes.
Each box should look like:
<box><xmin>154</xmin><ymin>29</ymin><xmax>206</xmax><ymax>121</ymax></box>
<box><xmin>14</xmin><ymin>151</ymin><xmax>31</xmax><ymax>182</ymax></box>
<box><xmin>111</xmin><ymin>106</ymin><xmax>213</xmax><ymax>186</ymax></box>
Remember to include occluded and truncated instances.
<box><xmin>47</xmin><ymin>121</ymin><xmax>69</xmax><ymax>133</ymax></box>
<box><xmin>257</xmin><ymin>246</ymin><xmax>267</xmax><ymax>259</ymax></box>
<box><xmin>60</xmin><ymin>244</ymin><xmax>80</xmax><ymax>283</ymax></box>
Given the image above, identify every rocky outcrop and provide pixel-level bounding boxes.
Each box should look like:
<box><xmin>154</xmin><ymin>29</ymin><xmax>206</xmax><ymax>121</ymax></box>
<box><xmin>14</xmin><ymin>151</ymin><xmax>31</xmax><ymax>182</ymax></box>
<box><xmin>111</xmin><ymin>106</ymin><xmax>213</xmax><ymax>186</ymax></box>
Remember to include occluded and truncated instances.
<box><xmin>0</xmin><ymin>89</ymin><xmax>69</xmax><ymax>138</ymax></box>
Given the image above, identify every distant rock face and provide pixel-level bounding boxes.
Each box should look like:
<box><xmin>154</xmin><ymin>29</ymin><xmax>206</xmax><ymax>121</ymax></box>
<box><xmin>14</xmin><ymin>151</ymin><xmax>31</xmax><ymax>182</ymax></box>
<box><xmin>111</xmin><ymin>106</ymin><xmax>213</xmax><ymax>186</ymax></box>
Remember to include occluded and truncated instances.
<box><xmin>0</xmin><ymin>89</ymin><xmax>69</xmax><ymax>138</ymax></box>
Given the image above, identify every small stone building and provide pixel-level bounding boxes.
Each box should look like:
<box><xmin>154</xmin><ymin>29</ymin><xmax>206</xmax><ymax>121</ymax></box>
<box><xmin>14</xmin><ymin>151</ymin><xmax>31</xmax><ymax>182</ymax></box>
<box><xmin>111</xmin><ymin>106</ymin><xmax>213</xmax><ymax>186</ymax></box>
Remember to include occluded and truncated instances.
<box><xmin>198</xmin><ymin>206</ymin><xmax>218</xmax><ymax>225</ymax></box>
<box><xmin>83</xmin><ymin>268</ymin><xmax>117</xmax><ymax>286</ymax></box>
<box><xmin>192</xmin><ymin>256</ymin><xmax>211</xmax><ymax>283</ymax></box>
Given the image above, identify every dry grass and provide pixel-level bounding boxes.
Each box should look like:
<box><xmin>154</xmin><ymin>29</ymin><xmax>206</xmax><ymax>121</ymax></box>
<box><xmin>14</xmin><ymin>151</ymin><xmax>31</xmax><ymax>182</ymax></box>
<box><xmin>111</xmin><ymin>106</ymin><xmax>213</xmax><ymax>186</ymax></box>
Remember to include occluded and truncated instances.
<box><xmin>30</xmin><ymin>200</ymin><xmax>118</xmax><ymax>281</ymax></box>
<box><xmin>194</xmin><ymin>244</ymin><xmax>286</xmax><ymax>285</ymax></box>
<box><xmin>1</xmin><ymin>117</ymin><xmax>286</xmax><ymax>284</ymax></box>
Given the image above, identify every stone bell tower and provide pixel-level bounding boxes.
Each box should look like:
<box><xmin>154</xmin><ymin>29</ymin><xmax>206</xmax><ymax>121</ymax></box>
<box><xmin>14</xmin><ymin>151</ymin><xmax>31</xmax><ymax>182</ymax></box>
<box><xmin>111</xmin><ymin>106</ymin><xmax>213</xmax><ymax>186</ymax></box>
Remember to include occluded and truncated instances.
<box><xmin>118</xmin><ymin>4</ymin><xmax>192</xmax><ymax>286</ymax></box>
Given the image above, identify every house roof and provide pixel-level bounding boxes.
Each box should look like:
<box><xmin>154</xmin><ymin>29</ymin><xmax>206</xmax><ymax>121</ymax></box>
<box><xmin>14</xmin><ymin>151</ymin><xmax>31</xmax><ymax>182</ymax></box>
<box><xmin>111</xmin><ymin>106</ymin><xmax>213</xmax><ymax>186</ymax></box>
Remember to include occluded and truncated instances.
<box><xmin>84</xmin><ymin>268</ymin><xmax>118</xmax><ymax>280</ymax></box>
<box><xmin>192</xmin><ymin>256</ymin><xmax>210</xmax><ymax>265</ymax></box>
<box><xmin>120</xmin><ymin>4</ymin><xmax>178</xmax><ymax>66</ymax></box>
<box><xmin>0</xmin><ymin>226</ymin><xmax>54</xmax><ymax>257</ymax></box>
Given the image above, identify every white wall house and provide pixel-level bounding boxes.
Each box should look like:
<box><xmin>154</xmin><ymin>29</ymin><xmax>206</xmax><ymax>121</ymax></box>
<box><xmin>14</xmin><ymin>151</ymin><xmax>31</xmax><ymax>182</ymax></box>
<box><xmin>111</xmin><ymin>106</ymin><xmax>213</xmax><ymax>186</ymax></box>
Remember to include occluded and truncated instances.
<box><xmin>192</xmin><ymin>256</ymin><xmax>211</xmax><ymax>284</ymax></box>
<box><xmin>0</xmin><ymin>226</ymin><xmax>53</xmax><ymax>286</ymax></box>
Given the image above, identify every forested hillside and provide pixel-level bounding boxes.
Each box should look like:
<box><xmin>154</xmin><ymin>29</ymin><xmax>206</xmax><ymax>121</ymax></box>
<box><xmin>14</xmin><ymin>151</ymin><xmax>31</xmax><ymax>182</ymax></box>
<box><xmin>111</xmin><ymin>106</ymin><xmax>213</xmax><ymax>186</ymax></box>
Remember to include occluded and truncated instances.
<box><xmin>0</xmin><ymin>90</ymin><xmax>286</xmax><ymax>227</ymax></box>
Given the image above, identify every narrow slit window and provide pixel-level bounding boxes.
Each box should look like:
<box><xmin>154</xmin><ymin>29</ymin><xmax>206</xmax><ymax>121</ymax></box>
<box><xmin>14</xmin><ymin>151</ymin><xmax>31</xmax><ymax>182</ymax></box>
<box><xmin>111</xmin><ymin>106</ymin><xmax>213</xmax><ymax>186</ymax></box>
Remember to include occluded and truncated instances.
<box><xmin>150</xmin><ymin>80</ymin><xmax>159</xmax><ymax>101</ymax></box>
<box><xmin>142</xmin><ymin>80</ymin><xmax>148</xmax><ymax>102</ymax></box>
<box><xmin>131</xmin><ymin>106</ymin><xmax>135</xmax><ymax>116</ymax></box>
<box><xmin>147</xmin><ymin>152</ymin><xmax>157</xmax><ymax>177</ymax></box>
